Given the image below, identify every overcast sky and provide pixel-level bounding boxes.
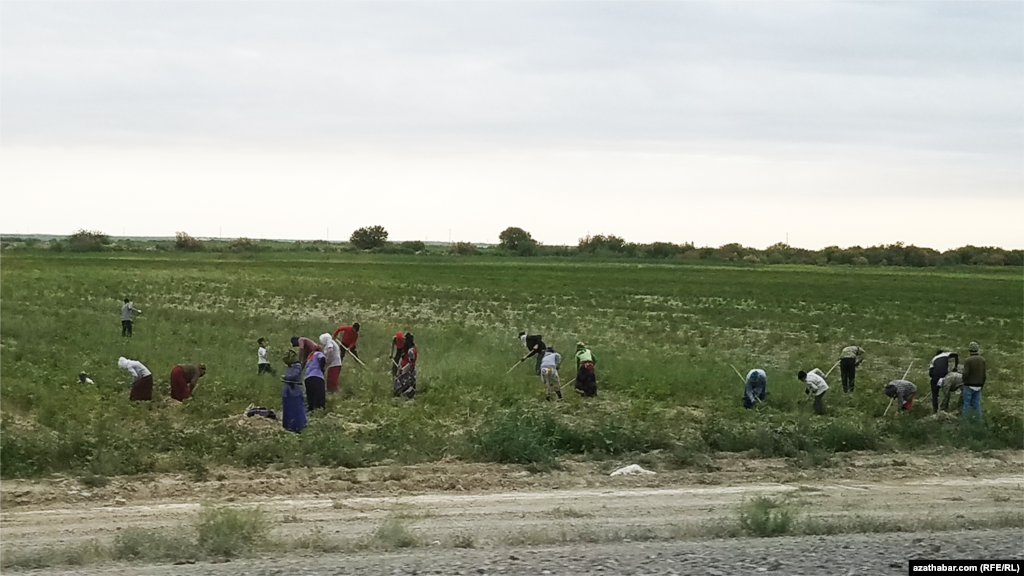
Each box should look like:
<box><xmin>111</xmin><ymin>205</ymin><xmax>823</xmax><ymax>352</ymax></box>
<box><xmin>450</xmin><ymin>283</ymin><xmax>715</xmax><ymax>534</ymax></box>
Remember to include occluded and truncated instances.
<box><xmin>2</xmin><ymin>2</ymin><xmax>1021</xmax><ymax>249</ymax></box>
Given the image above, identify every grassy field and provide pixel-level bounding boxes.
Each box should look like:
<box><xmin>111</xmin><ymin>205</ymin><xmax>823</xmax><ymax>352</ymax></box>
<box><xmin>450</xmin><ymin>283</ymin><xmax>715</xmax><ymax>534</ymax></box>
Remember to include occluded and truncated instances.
<box><xmin>1</xmin><ymin>252</ymin><xmax>1020</xmax><ymax>479</ymax></box>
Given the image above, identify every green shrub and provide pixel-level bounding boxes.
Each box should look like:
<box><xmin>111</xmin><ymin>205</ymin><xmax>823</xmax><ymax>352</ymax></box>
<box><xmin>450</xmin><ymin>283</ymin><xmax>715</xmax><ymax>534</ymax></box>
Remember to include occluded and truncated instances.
<box><xmin>195</xmin><ymin>506</ymin><xmax>270</xmax><ymax>558</ymax></box>
<box><xmin>373</xmin><ymin>519</ymin><xmax>418</xmax><ymax>548</ymax></box>
<box><xmin>739</xmin><ymin>496</ymin><xmax>793</xmax><ymax>537</ymax></box>
<box><xmin>113</xmin><ymin>529</ymin><xmax>195</xmax><ymax>562</ymax></box>
<box><xmin>472</xmin><ymin>408</ymin><xmax>558</xmax><ymax>465</ymax></box>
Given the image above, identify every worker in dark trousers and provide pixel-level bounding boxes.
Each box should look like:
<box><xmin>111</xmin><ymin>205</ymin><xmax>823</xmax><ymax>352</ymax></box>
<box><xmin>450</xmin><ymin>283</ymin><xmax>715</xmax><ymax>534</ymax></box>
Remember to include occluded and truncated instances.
<box><xmin>838</xmin><ymin>345</ymin><xmax>865</xmax><ymax>393</ymax></box>
<box><xmin>929</xmin><ymin>350</ymin><xmax>959</xmax><ymax>414</ymax></box>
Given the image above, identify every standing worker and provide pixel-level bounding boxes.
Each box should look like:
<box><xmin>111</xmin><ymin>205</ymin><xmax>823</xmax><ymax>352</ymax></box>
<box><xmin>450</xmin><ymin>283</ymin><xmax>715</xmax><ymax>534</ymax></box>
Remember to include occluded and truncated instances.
<box><xmin>333</xmin><ymin>323</ymin><xmax>361</xmax><ymax>366</ymax></box>
<box><xmin>517</xmin><ymin>331</ymin><xmax>546</xmax><ymax>375</ymax></box>
<box><xmin>929</xmin><ymin>349</ymin><xmax>960</xmax><ymax>414</ymax></box>
<box><xmin>118</xmin><ymin>356</ymin><xmax>153</xmax><ymax>401</ymax></box>
<box><xmin>838</xmin><ymin>345</ymin><xmax>865</xmax><ymax>393</ymax></box>
<box><xmin>884</xmin><ymin>379</ymin><xmax>917</xmax><ymax>417</ymax></box>
<box><xmin>574</xmin><ymin>342</ymin><xmax>597</xmax><ymax>397</ymax></box>
<box><xmin>798</xmin><ymin>368</ymin><xmax>829</xmax><ymax>415</ymax></box>
<box><xmin>319</xmin><ymin>334</ymin><xmax>343</xmax><ymax>393</ymax></box>
<box><xmin>280</xmin><ymin>350</ymin><xmax>307</xmax><ymax>433</ymax></box>
<box><xmin>393</xmin><ymin>333</ymin><xmax>418</xmax><ymax>399</ymax></box>
<box><xmin>540</xmin><ymin>346</ymin><xmax>563</xmax><ymax>401</ymax></box>
<box><xmin>169</xmin><ymin>363</ymin><xmax>205</xmax><ymax>401</ymax></box>
<box><xmin>257</xmin><ymin>338</ymin><xmax>275</xmax><ymax>375</ymax></box>
<box><xmin>961</xmin><ymin>342</ymin><xmax>986</xmax><ymax>421</ymax></box>
<box><xmin>121</xmin><ymin>298</ymin><xmax>141</xmax><ymax>338</ymax></box>
<box><xmin>743</xmin><ymin>369</ymin><xmax>767</xmax><ymax>409</ymax></box>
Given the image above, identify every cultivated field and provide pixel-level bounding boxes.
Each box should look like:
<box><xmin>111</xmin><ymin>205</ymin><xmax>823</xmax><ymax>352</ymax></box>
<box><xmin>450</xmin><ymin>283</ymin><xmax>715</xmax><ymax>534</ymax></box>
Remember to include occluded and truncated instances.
<box><xmin>2</xmin><ymin>253</ymin><xmax>1021</xmax><ymax>478</ymax></box>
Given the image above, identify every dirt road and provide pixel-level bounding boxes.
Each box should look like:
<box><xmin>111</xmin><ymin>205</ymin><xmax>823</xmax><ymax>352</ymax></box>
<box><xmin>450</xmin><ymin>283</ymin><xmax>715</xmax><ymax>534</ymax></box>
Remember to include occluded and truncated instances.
<box><xmin>22</xmin><ymin>529</ymin><xmax>1024</xmax><ymax>576</ymax></box>
<box><xmin>2</xmin><ymin>450</ymin><xmax>1022</xmax><ymax>573</ymax></box>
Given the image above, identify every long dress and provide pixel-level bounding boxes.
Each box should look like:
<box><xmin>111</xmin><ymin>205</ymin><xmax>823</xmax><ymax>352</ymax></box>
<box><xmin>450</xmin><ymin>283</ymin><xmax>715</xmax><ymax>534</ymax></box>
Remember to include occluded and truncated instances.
<box><xmin>393</xmin><ymin>347</ymin><xmax>418</xmax><ymax>399</ymax></box>
<box><xmin>281</xmin><ymin>363</ymin><xmax>307</xmax><ymax>433</ymax></box>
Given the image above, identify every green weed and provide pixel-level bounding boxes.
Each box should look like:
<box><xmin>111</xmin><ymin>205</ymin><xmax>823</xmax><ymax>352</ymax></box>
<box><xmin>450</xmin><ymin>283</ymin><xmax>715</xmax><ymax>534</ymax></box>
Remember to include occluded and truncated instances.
<box><xmin>194</xmin><ymin>505</ymin><xmax>270</xmax><ymax>558</ymax></box>
<box><xmin>738</xmin><ymin>496</ymin><xmax>794</xmax><ymax>537</ymax></box>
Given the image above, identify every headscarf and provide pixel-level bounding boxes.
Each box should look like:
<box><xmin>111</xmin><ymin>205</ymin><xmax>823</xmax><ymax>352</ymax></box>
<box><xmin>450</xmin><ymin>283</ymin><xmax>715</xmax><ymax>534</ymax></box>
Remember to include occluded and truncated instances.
<box><xmin>118</xmin><ymin>357</ymin><xmax>129</xmax><ymax>369</ymax></box>
<box><xmin>319</xmin><ymin>333</ymin><xmax>334</xmax><ymax>350</ymax></box>
<box><xmin>282</xmin><ymin>349</ymin><xmax>298</xmax><ymax>365</ymax></box>
<box><xmin>968</xmin><ymin>341</ymin><xmax>980</xmax><ymax>353</ymax></box>
<box><xmin>576</xmin><ymin>341</ymin><xmax>586</xmax><ymax>350</ymax></box>
<box><xmin>394</xmin><ymin>332</ymin><xmax>405</xmax><ymax>349</ymax></box>
<box><xmin>403</xmin><ymin>332</ymin><xmax>415</xmax><ymax>352</ymax></box>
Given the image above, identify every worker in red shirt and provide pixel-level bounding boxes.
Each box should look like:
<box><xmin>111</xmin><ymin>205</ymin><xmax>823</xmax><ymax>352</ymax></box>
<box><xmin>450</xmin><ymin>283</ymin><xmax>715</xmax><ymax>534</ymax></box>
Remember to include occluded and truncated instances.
<box><xmin>332</xmin><ymin>322</ymin><xmax>361</xmax><ymax>365</ymax></box>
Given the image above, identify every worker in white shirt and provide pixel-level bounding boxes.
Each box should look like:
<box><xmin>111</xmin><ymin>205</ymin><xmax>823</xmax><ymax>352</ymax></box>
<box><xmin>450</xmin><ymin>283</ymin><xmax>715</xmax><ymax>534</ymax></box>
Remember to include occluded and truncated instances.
<box><xmin>118</xmin><ymin>356</ymin><xmax>153</xmax><ymax>401</ymax></box>
<box><xmin>798</xmin><ymin>368</ymin><xmax>829</xmax><ymax>415</ymax></box>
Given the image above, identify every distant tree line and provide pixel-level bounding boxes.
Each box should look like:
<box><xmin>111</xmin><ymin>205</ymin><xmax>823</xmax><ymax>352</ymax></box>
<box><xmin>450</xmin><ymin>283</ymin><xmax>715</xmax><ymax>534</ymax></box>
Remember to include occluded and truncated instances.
<box><xmin>2</xmin><ymin>226</ymin><xmax>1019</xmax><ymax>267</ymax></box>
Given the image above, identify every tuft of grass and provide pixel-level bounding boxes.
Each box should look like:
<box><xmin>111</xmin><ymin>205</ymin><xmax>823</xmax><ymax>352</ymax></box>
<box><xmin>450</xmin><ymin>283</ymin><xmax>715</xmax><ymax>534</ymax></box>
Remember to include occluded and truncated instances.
<box><xmin>112</xmin><ymin>529</ymin><xmax>195</xmax><ymax>562</ymax></box>
<box><xmin>0</xmin><ymin>541</ymin><xmax>109</xmax><ymax>570</ymax></box>
<box><xmin>738</xmin><ymin>496</ymin><xmax>794</xmax><ymax>537</ymax></box>
<box><xmin>450</xmin><ymin>533</ymin><xmax>476</xmax><ymax>548</ymax></box>
<box><xmin>373</xmin><ymin>518</ymin><xmax>418</xmax><ymax>549</ymax></box>
<box><xmin>194</xmin><ymin>505</ymin><xmax>271</xmax><ymax>558</ymax></box>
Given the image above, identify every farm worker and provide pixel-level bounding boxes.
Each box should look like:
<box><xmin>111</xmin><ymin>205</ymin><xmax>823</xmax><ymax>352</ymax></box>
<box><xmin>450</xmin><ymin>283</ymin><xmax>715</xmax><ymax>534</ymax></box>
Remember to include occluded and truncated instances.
<box><xmin>798</xmin><ymin>368</ymin><xmax>829</xmax><ymax>415</ymax></box>
<box><xmin>884</xmin><ymin>380</ymin><xmax>917</xmax><ymax>417</ymax></box>
<box><xmin>290</xmin><ymin>336</ymin><xmax>321</xmax><ymax>372</ymax></box>
<box><xmin>838</xmin><ymin>345</ymin><xmax>865</xmax><ymax>393</ymax></box>
<box><xmin>390</xmin><ymin>332</ymin><xmax>406</xmax><ymax>377</ymax></box>
<box><xmin>118</xmin><ymin>356</ymin><xmax>153</xmax><ymax>401</ymax></box>
<box><xmin>304</xmin><ymin>349</ymin><xmax>328</xmax><ymax>412</ymax></box>
<box><xmin>960</xmin><ymin>342</ymin><xmax>986</xmax><ymax>421</ymax></box>
<box><xmin>540</xmin><ymin>346</ymin><xmax>563</xmax><ymax>401</ymax></box>
<box><xmin>393</xmin><ymin>333</ymin><xmax>418</xmax><ymax>399</ymax></box>
<box><xmin>78</xmin><ymin>372</ymin><xmax>95</xmax><ymax>385</ymax></box>
<box><xmin>280</xmin><ymin>350</ymin><xmax>307</xmax><ymax>433</ymax></box>
<box><xmin>518</xmin><ymin>332</ymin><xmax>547</xmax><ymax>375</ymax></box>
<box><xmin>169</xmin><ymin>363</ymin><xmax>206</xmax><ymax>401</ymax></box>
<box><xmin>121</xmin><ymin>298</ymin><xmax>141</xmax><ymax>338</ymax></box>
<box><xmin>928</xmin><ymin>350</ymin><xmax>960</xmax><ymax>414</ymax></box>
<box><xmin>574</xmin><ymin>342</ymin><xmax>597</xmax><ymax>397</ymax></box>
<box><xmin>319</xmin><ymin>333</ymin><xmax>342</xmax><ymax>393</ymax></box>
<box><xmin>938</xmin><ymin>371</ymin><xmax>963</xmax><ymax>412</ymax></box>
<box><xmin>332</xmin><ymin>323</ymin><xmax>361</xmax><ymax>365</ymax></box>
<box><xmin>257</xmin><ymin>338</ymin><xmax>275</xmax><ymax>375</ymax></box>
<box><xmin>743</xmin><ymin>369</ymin><xmax>767</xmax><ymax>409</ymax></box>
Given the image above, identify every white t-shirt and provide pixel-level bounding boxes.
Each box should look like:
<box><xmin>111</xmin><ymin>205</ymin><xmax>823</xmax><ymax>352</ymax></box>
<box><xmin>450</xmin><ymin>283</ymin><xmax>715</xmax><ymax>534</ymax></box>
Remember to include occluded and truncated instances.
<box><xmin>258</xmin><ymin>346</ymin><xmax>269</xmax><ymax>365</ymax></box>
<box><xmin>322</xmin><ymin>339</ymin><xmax>342</xmax><ymax>368</ymax></box>
<box><xmin>122</xmin><ymin>360</ymin><xmax>151</xmax><ymax>381</ymax></box>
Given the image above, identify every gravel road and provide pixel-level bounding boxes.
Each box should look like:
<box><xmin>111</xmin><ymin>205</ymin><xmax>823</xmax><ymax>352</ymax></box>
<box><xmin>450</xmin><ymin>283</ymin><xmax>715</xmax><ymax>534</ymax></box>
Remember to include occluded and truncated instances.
<box><xmin>28</xmin><ymin>528</ymin><xmax>1024</xmax><ymax>576</ymax></box>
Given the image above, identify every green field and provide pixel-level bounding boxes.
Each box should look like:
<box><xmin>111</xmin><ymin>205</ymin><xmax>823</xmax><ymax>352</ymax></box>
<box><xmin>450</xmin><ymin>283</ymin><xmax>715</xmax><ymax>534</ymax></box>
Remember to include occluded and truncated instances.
<box><xmin>1</xmin><ymin>253</ymin><xmax>1021</xmax><ymax>479</ymax></box>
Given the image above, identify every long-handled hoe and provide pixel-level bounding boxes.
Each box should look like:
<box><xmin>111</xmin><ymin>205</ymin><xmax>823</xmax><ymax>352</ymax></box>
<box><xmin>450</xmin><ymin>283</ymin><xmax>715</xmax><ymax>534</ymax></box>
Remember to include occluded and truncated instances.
<box><xmin>823</xmin><ymin>360</ymin><xmax>842</xmax><ymax>379</ymax></box>
<box><xmin>506</xmin><ymin>357</ymin><xmax>527</xmax><ymax>374</ymax></box>
<box><xmin>730</xmin><ymin>364</ymin><xmax>764</xmax><ymax>405</ymax></box>
<box><xmin>335</xmin><ymin>338</ymin><xmax>367</xmax><ymax>368</ymax></box>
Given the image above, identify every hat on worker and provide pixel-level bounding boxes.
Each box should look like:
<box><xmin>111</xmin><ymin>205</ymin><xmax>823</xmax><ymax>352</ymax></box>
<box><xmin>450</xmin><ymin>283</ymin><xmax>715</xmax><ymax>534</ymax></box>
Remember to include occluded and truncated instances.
<box><xmin>283</xmin><ymin>349</ymin><xmax>298</xmax><ymax>365</ymax></box>
<box><xmin>968</xmin><ymin>341</ymin><xmax>980</xmax><ymax>353</ymax></box>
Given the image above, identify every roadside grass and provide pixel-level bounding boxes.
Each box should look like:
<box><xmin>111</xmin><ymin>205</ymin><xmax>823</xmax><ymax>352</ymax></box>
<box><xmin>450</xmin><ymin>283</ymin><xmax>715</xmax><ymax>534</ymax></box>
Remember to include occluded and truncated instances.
<box><xmin>1</xmin><ymin>253</ymin><xmax>1021</xmax><ymax>480</ymax></box>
